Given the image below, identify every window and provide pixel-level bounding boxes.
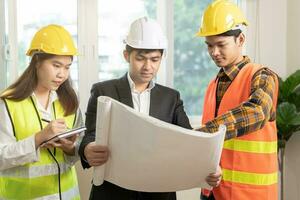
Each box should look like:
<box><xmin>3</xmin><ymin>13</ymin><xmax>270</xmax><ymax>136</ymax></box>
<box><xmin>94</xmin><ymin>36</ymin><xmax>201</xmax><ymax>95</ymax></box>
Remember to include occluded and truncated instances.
<box><xmin>96</xmin><ymin>0</ymin><xmax>217</xmax><ymax>117</ymax></box>
<box><xmin>97</xmin><ymin>0</ymin><xmax>156</xmax><ymax>81</ymax></box>
<box><xmin>173</xmin><ymin>0</ymin><xmax>217</xmax><ymax>116</ymax></box>
<box><xmin>0</xmin><ymin>0</ymin><xmax>240</xmax><ymax>119</ymax></box>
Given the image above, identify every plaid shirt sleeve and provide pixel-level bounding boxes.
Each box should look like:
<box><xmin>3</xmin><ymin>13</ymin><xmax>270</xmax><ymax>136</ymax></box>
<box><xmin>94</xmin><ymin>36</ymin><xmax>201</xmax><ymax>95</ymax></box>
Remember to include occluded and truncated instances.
<box><xmin>197</xmin><ymin>68</ymin><xmax>277</xmax><ymax>140</ymax></box>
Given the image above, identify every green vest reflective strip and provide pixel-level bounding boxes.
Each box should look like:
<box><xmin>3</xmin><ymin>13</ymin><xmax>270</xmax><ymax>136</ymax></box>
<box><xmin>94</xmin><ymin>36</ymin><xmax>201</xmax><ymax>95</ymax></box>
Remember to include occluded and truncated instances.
<box><xmin>0</xmin><ymin>167</ymin><xmax>80</xmax><ymax>200</ymax></box>
<box><xmin>0</xmin><ymin>97</ymin><xmax>79</xmax><ymax>200</ymax></box>
<box><xmin>35</xmin><ymin>186</ymin><xmax>80</xmax><ymax>200</ymax></box>
<box><xmin>222</xmin><ymin>168</ymin><xmax>278</xmax><ymax>186</ymax></box>
<box><xmin>0</xmin><ymin>162</ymin><xmax>72</xmax><ymax>178</ymax></box>
<box><xmin>223</xmin><ymin>139</ymin><xmax>277</xmax><ymax>154</ymax></box>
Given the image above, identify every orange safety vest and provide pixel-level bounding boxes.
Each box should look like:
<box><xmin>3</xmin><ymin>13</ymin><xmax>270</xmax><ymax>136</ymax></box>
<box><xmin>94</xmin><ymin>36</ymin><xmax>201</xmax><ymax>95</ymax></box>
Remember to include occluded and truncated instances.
<box><xmin>201</xmin><ymin>63</ymin><xmax>278</xmax><ymax>200</ymax></box>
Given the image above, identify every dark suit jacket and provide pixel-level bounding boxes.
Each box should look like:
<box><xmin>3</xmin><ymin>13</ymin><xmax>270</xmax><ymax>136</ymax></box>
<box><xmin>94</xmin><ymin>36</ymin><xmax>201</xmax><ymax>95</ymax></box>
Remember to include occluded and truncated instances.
<box><xmin>79</xmin><ymin>74</ymin><xmax>192</xmax><ymax>200</ymax></box>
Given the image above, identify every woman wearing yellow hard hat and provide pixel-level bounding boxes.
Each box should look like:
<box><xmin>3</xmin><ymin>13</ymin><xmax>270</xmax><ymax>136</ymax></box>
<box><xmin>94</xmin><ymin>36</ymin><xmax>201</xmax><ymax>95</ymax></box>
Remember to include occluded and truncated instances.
<box><xmin>0</xmin><ymin>24</ymin><xmax>83</xmax><ymax>199</ymax></box>
<box><xmin>196</xmin><ymin>0</ymin><xmax>278</xmax><ymax>200</ymax></box>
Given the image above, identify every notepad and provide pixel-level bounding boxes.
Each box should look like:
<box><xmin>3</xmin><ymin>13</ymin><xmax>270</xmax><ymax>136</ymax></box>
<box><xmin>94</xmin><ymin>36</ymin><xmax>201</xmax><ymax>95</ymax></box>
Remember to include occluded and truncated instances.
<box><xmin>42</xmin><ymin>126</ymin><xmax>86</xmax><ymax>144</ymax></box>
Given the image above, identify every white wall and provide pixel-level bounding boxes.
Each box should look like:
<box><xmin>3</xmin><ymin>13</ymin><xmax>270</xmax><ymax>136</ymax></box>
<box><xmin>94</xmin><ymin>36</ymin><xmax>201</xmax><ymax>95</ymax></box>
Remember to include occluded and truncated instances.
<box><xmin>258</xmin><ymin>0</ymin><xmax>287</xmax><ymax>76</ymax></box>
<box><xmin>245</xmin><ymin>0</ymin><xmax>299</xmax><ymax>78</ymax></box>
<box><xmin>287</xmin><ymin>0</ymin><xmax>300</xmax><ymax>75</ymax></box>
<box><xmin>244</xmin><ymin>0</ymin><xmax>287</xmax><ymax>77</ymax></box>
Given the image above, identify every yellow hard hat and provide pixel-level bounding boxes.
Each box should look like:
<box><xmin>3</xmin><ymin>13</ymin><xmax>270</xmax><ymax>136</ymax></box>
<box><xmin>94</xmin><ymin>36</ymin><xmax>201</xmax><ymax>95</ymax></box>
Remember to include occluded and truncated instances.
<box><xmin>196</xmin><ymin>0</ymin><xmax>249</xmax><ymax>37</ymax></box>
<box><xmin>26</xmin><ymin>24</ymin><xmax>78</xmax><ymax>56</ymax></box>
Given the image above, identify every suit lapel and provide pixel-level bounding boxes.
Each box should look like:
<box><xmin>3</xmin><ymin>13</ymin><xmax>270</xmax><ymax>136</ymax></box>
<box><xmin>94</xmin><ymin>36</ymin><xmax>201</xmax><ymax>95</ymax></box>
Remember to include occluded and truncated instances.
<box><xmin>149</xmin><ymin>85</ymin><xmax>160</xmax><ymax>118</ymax></box>
<box><xmin>116</xmin><ymin>74</ymin><xmax>134</xmax><ymax>108</ymax></box>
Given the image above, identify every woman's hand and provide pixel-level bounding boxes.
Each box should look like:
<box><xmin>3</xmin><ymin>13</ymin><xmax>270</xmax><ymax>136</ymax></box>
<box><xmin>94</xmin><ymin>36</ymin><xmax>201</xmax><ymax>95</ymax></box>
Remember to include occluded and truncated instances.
<box><xmin>35</xmin><ymin>119</ymin><xmax>67</xmax><ymax>148</ymax></box>
<box><xmin>43</xmin><ymin>134</ymin><xmax>78</xmax><ymax>155</ymax></box>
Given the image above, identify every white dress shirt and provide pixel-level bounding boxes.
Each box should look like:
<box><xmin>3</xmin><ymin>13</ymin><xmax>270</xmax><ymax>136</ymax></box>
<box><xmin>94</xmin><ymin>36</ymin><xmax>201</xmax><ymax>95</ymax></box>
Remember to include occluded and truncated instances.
<box><xmin>0</xmin><ymin>91</ymin><xmax>83</xmax><ymax>170</ymax></box>
<box><xmin>127</xmin><ymin>73</ymin><xmax>155</xmax><ymax>115</ymax></box>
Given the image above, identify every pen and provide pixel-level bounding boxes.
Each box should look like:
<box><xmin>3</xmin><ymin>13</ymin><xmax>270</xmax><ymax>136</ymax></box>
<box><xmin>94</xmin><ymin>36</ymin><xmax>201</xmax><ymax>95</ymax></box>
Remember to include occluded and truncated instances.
<box><xmin>41</xmin><ymin>118</ymin><xmax>51</xmax><ymax>123</ymax></box>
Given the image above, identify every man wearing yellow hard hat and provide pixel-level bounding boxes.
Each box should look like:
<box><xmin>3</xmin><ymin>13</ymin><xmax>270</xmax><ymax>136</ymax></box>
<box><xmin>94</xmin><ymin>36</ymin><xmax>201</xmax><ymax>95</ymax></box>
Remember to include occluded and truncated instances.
<box><xmin>0</xmin><ymin>24</ymin><xmax>83</xmax><ymax>199</ymax></box>
<box><xmin>195</xmin><ymin>0</ymin><xmax>279</xmax><ymax>200</ymax></box>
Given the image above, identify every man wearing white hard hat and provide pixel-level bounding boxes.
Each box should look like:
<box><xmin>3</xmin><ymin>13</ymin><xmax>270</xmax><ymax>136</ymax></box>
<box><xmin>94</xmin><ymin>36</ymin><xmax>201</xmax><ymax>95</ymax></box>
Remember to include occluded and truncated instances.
<box><xmin>79</xmin><ymin>17</ymin><xmax>221</xmax><ymax>200</ymax></box>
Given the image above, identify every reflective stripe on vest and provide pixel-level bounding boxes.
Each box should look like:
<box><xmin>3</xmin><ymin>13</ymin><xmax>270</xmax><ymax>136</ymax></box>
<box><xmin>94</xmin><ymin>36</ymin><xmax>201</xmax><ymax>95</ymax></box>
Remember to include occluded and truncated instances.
<box><xmin>201</xmin><ymin>63</ymin><xmax>279</xmax><ymax>200</ymax></box>
<box><xmin>223</xmin><ymin>139</ymin><xmax>277</xmax><ymax>154</ymax></box>
<box><xmin>0</xmin><ymin>97</ymin><xmax>79</xmax><ymax>200</ymax></box>
<box><xmin>222</xmin><ymin>169</ymin><xmax>278</xmax><ymax>186</ymax></box>
<box><xmin>0</xmin><ymin>162</ymin><xmax>72</xmax><ymax>178</ymax></box>
<box><xmin>34</xmin><ymin>186</ymin><xmax>80</xmax><ymax>200</ymax></box>
<box><xmin>0</xmin><ymin>167</ymin><xmax>79</xmax><ymax>200</ymax></box>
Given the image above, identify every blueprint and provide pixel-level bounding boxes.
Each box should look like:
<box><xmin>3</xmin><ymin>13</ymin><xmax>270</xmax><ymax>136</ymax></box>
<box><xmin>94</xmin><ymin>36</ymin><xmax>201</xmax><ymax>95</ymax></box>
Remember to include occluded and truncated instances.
<box><xmin>93</xmin><ymin>96</ymin><xmax>226</xmax><ymax>192</ymax></box>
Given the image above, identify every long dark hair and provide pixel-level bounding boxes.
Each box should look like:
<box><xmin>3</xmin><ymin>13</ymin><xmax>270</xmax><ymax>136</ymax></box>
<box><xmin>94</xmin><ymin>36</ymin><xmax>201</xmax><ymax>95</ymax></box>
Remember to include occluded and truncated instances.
<box><xmin>0</xmin><ymin>53</ymin><xmax>78</xmax><ymax>116</ymax></box>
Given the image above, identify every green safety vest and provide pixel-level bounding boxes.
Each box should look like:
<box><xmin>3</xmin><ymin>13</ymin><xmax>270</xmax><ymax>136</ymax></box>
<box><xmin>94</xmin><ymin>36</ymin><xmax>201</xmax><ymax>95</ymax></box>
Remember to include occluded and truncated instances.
<box><xmin>0</xmin><ymin>97</ymin><xmax>80</xmax><ymax>200</ymax></box>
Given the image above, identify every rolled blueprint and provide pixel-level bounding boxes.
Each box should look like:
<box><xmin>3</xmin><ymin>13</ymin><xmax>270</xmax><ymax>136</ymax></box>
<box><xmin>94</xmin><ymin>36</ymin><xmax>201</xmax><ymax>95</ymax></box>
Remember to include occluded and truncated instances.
<box><xmin>93</xmin><ymin>96</ymin><xmax>112</xmax><ymax>186</ymax></box>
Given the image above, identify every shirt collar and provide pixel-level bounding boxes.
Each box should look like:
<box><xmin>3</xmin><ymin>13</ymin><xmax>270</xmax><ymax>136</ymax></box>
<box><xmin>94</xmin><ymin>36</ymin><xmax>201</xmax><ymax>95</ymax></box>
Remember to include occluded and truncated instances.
<box><xmin>217</xmin><ymin>56</ymin><xmax>251</xmax><ymax>80</ymax></box>
<box><xmin>32</xmin><ymin>90</ymin><xmax>58</xmax><ymax>112</ymax></box>
<box><xmin>127</xmin><ymin>73</ymin><xmax>155</xmax><ymax>92</ymax></box>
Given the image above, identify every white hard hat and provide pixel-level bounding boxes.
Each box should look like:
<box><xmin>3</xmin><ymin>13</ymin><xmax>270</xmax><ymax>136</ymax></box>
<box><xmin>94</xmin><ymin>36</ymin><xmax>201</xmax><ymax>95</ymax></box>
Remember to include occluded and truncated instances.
<box><xmin>124</xmin><ymin>17</ymin><xmax>167</xmax><ymax>50</ymax></box>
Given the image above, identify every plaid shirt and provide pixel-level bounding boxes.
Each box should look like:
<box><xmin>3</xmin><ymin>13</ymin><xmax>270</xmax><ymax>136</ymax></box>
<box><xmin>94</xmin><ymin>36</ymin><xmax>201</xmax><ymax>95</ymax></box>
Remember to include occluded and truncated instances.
<box><xmin>198</xmin><ymin>56</ymin><xmax>278</xmax><ymax>140</ymax></box>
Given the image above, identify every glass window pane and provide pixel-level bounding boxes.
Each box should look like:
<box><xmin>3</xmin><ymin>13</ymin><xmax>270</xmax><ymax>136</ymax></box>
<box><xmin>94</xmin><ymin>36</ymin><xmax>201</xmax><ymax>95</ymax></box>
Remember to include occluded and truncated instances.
<box><xmin>16</xmin><ymin>0</ymin><xmax>78</xmax><ymax>88</ymax></box>
<box><xmin>174</xmin><ymin>0</ymin><xmax>218</xmax><ymax>116</ymax></box>
<box><xmin>97</xmin><ymin>0</ymin><xmax>156</xmax><ymax>81</ymax></box>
